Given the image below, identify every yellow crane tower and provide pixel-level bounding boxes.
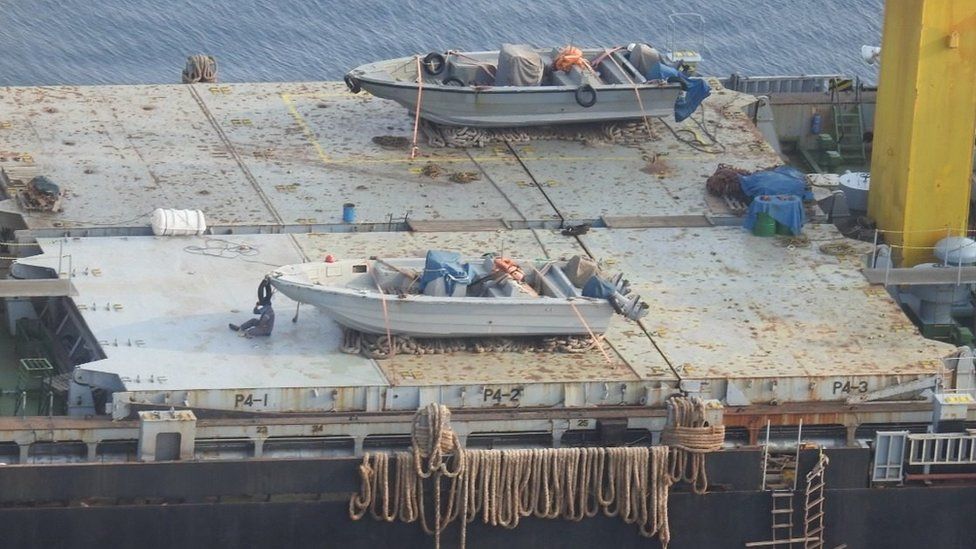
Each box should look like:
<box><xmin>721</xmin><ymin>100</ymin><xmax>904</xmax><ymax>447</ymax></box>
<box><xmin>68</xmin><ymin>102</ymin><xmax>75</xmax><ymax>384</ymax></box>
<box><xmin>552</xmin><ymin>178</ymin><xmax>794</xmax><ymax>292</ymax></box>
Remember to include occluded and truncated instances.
<box><xmin>867</xmin><ymin>0</ymin><xmax>976</xmax><ymax>266</ymax></box>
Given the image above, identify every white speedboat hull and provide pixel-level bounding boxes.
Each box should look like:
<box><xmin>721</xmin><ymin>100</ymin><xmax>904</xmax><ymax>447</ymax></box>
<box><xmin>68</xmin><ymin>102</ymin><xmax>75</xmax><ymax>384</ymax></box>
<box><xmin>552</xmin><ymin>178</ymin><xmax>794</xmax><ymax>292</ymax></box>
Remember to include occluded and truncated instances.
<box><xmin>268</xmin><ymin>259</ymin><xmax>614</xmax><ymax>337</ymax></box>
<box><xmin>346</xmin><ymin>49</ymin><xmax>683</xmax><ymax>128</ymax></box>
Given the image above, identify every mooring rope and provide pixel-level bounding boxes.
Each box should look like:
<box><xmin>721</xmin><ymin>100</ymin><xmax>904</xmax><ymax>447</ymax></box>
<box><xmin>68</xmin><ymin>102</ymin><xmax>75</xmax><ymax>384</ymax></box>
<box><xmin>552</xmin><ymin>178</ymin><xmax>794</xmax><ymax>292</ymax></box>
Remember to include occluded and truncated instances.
<box><xmin>181</xmin><ymin>54</ymin><xmax>217</xmax><ymax>84</ymax></box>
<box><xmin>339</xmin><ymin>328</ymin><xmax>598</xmax><ymax>359</ymax></box>
<box><xmin>660</xmin><ymin>396</ymin><xmax>726</xmax><ymax>494</ymax></box>
<box><xmin>410</xmin><ymin>55</ymin><xmax>425</xmax><ymax>159</ymax></box>
<box><xmin>349</xmin><ymin>405</ymin><xmax>680</xmax><ymax>548</ymax></box>
<box><xmin>350</xmin><ymin>446</ymin><xmax>675</xmax><ymax>548</ymax></box>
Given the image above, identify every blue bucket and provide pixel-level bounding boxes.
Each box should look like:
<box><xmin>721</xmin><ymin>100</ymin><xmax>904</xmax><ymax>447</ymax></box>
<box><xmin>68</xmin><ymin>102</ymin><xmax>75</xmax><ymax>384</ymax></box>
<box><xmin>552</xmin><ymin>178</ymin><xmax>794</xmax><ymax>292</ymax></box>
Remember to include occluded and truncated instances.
<box><xmin>342</xmin><ymin>203</ymin><xmax>356</xmax><ymax>223</ymax></box>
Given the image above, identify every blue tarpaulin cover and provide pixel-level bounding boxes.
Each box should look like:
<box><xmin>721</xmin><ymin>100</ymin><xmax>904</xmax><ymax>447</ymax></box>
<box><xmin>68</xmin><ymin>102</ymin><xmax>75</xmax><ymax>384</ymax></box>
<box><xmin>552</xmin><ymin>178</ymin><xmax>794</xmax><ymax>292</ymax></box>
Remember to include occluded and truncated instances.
<box><xmin>647</xmin><ymin>62</ymin><xmax>711</xmax><ymax>122</ymax></box>
<box><xmin>419</xmin><ymin>250</ymin><xmax>472</xmax><ymax>294</ymax></box>
<box><xmin>739</xmin><ymin>166</ymin><xmax>814</xmax><ymax>201</ymax></box>
<box><xmin>743</xmin><ymin>195</ymin><xmax>805</xmax><ymax>236</ymax></box>
<box><xmin>582</xmin><ymin>275</ymin><xmax>615</xmax><ymax>299</ymax></box>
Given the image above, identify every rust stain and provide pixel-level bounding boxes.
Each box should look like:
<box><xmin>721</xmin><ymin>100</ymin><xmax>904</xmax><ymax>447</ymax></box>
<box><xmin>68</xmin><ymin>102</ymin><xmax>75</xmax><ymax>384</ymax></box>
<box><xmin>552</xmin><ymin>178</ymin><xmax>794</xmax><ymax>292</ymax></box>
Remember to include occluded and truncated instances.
<box><xmin>640</xmin><ymin>157</ymin><xmax>672</xmax><ymax>177</ymax></box>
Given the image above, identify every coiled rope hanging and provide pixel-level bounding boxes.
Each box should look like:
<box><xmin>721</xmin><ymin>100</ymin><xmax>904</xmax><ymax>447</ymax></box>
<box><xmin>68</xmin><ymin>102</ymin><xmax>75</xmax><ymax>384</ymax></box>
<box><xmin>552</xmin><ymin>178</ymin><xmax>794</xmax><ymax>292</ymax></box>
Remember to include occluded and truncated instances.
<box><xmin>350</xmin><ymin>404</ymin><xmax>678</xmax><ymax>548</ymax></box>
<box><xmin>181</xmin><ymin>54</ymin><xmax>218</xmax><ymax>84</ymax></box>
<box><xmin>660</xmin><ymin>396</ymin><xmax>726</xmax><ymax>494</ymax></box>
<box><xmin>411</xmin><ymin>402</ymin><xmax>466</xmax><ymax>480</ymax></box>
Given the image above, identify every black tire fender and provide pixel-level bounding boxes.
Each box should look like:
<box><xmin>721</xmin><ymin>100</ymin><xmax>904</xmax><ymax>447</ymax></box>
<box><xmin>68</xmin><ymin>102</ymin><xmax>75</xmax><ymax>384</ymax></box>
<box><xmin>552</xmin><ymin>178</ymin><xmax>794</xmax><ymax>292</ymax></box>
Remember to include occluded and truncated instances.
<box><xmin>442</xmin><ymin>76</ymin><xmax>465</xmax><ymax>87</ymax></box>
<box><xmin>344</xmin><ymin>74</ymin><xmax>361</xmax><ymax>94</ymax></box>
<box><xmin>575</xmin><ymin>84</ymin><xmax>597</xmax><ymax>108</ymax></box>
<box><xmin>258</xmin><ymin>278</ymin><xmax>273</xmax><ymax>305</ymax></box>
<box><xmin>422</xmin><ymin>52</ymin><xmax>446</xmax><ymax>76</ymax></box>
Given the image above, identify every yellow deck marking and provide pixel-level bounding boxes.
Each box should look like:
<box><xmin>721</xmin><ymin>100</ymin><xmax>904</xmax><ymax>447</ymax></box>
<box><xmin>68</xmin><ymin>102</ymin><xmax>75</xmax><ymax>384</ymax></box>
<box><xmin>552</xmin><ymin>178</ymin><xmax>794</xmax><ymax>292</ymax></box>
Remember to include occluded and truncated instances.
<box><xmin>280</xmin><ymin>93</ymin><xmax>332</xmax><ymax>164</ymax></box>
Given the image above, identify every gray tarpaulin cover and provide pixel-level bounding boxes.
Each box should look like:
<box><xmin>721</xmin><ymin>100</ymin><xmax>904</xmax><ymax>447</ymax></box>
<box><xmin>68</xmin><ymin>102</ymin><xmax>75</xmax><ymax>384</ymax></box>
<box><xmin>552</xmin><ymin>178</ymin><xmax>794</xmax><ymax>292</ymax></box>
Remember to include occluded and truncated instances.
<box><xmin>495</xmin><ymin>44</ymin><xmax>544</xmax><ymax>86</ymax></box>
<box><xmin>627</xmin><ymin>44</ymin><xmax>661</xmax><ymax>77</ymax></box>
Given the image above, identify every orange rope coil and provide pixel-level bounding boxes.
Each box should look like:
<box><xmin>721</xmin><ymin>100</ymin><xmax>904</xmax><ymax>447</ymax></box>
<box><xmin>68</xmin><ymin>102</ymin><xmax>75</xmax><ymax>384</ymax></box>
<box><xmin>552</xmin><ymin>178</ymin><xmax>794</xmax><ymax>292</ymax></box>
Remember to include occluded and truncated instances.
<box><xmin>492</xmin><ymin>257</ymin><xmax>525</xmax><ymax>282</ymax></box>
<box><xmin>553</xmin><ymin>45</ymin><xmax>592</xmax><ymax>73</ymax></box>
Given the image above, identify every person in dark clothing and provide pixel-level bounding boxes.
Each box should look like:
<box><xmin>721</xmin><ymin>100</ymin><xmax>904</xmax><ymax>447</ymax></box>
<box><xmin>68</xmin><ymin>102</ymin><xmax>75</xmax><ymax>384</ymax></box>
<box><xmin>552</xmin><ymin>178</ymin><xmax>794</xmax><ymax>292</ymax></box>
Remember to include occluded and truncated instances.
<box><xmin>229</xmin><ymin>301</ymin><xmax>275</xmax><ymax>338</ymax></box>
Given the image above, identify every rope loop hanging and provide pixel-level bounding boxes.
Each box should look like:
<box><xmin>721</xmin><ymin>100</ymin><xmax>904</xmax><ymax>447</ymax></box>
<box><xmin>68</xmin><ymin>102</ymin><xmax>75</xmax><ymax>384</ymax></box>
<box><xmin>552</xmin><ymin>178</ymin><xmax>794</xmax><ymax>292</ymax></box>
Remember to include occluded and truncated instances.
<box><xmin>660</xmin><ymin>395</ymin><xmax>726</xmax><ymax>494</ymax></box>
<box><xmin>350</xmin><ymin>407</ymin><xmax>681</xmax><ymax>549</ymax></box>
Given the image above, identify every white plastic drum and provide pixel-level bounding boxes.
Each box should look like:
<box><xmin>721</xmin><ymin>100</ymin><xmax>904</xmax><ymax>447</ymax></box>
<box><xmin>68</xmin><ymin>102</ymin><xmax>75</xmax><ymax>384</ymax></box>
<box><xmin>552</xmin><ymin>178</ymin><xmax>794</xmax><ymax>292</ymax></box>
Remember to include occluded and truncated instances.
<box><xmin>150</xmin><ymin>208</ymin><xmax>207</xmax><ymax>236</ymax></box>
<box><xmin>838</xmin><ymin>171</ymin><xmax>870</xmax><ymax>211</ymax></box>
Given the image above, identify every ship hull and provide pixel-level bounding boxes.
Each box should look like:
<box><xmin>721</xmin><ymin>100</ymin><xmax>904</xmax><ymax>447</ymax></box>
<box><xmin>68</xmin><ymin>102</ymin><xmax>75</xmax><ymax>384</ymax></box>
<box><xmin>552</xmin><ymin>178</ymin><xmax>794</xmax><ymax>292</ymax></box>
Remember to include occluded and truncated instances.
<box><xmin>0</xmin><ymin>449</ymin><xmax>972</xmax><ymax>549</ymax></box>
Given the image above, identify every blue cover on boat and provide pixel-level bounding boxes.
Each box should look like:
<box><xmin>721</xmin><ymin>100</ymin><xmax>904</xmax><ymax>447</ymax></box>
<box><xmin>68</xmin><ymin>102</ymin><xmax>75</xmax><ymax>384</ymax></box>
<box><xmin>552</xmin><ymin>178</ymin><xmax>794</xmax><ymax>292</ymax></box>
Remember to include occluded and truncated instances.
<box><xmin>739</xmin><ymin>166</ymin><xmax>814</xmax><ymax>201</ymax></box>
<box><xmin>582</xmin><ymin>275</ymin><xmax>615</xmax><ymax>299</ymax></box>
<box><xmin>647</xmin><ymin>62</ymin><xmax>711</xmax><ymax>122</ymax></box>
<box><xmin>419</xmin><ymin>250</ymin><xmax>472</xmax><ymax>294</ymax></box>
<box><xmin>743</xmin><ymin>194</ymin><xmax>806</xmax><ymax>236</ymax></box>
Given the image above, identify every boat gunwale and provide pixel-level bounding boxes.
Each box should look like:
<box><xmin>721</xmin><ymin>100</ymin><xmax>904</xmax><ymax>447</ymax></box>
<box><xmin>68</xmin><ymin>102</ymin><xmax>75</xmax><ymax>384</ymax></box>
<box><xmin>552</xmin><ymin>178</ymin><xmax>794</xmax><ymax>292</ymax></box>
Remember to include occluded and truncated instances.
<box><xmin>353</xmin><ymin>77</ymin><xmax>682</xmax><ymax>95</ymax></box>
<box><xmin>348</xmin><ymin>51</ymin><xmax>684</xmax><ymax>94</ymax></box>
<box><xmin>270</xmin><ymin>276</ymin><xmax>608</xmax><ymax>307</ymax></box>
<box><xmin>268</xmin><ymin>260</ymin><xmax>610</xmax><ymax>307</ymax></box>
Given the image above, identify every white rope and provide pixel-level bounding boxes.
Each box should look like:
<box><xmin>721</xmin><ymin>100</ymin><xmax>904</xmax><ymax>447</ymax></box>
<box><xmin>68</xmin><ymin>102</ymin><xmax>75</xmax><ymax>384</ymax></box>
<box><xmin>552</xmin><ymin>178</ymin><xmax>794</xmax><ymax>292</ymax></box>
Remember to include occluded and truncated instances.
<box><xmin>661</xmin><ymin>396</ymin><xmax>726</xmax><ymax>494</ymax></box>
<box><xmin>350</xmin><ymin>407</ymin><xmax>677</xmax><ymax>548</ymax></box>
<box><xmin>181</xmin><ymin>55</ymin><xmax>217</xmax><ymax>84</ymax></box>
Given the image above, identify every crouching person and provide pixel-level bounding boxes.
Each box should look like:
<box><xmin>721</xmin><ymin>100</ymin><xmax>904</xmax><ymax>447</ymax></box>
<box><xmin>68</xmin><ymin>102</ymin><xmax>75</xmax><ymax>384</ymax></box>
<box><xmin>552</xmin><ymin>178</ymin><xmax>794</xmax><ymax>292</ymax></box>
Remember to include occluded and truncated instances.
<box><xmin>230</xmin><ymin>279</ymin><xmax>275</xmax><ymax>338</ymax></box>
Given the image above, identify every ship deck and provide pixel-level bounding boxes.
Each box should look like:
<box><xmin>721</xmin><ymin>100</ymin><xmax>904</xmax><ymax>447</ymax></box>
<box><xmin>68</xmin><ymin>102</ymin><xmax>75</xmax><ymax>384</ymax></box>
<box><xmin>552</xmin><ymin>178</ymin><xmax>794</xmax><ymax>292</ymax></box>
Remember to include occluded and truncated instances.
<box><xmin>0</xmin><ymin>80</ymin><xmax>954</xmax><ymax>417</ymax></box>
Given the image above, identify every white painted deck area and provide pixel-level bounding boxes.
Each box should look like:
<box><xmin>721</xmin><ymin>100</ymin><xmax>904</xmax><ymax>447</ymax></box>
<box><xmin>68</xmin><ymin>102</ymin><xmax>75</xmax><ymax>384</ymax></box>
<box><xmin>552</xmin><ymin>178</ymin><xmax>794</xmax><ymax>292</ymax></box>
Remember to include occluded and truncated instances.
<box><xmin>0</xmin><ymin>79</ymin><xmax>954</xmax><ymax>414</ymax></box>
<box><xmin>20</xmin><ymin>236</ymin><xmax>387</xmax><ymax>391</ymax></box>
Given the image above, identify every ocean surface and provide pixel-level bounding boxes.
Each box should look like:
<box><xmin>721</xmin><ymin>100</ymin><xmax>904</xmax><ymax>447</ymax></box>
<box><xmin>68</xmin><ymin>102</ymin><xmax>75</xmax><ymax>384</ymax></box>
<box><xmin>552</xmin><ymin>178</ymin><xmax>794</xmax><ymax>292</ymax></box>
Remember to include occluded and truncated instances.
<box><xmin>0</xmin><ymin>0</ymin><xmax>883</xmax><ymax>86</ymax></box>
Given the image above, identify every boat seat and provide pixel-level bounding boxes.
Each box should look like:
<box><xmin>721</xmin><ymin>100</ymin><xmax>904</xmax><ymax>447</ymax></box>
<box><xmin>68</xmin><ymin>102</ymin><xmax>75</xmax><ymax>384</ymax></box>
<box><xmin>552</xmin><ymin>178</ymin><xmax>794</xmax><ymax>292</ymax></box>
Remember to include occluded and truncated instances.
<box><xmin>613</xmin><ymin>51</ymin><xmax>646</xmax><ymax>83</ymax></box>
<box><xmin>551</xmin><ymin>65</ymin><xmax>583</xmax><ymax>87</ymax></box>
<box><xmin>537</xmin><ymin>274</ymin><xmax>567</xmax><ymax>298</ymax></box>
<box><xmin>545</xmin><ymin>265</ymin><xmax>582</xmax><ymax>297</ymax></box>
<box><xmin>596</xmin><ymin>54</ymin><xmax>641</xmax><ymax>85</ymax></box>
<box><xmin>446</xmin><ymin>58</ymin><xmax>495</xmax><ymax>86</ymax></box>
<box><xmin>486</xmin><ymin>280</ymin><xmax>518</xmax><ymax>298</ymax></box>
<box><xmin>551</xmin><ymin>66</ymin><xmax>600</xmax><ymax>87</ymax></box>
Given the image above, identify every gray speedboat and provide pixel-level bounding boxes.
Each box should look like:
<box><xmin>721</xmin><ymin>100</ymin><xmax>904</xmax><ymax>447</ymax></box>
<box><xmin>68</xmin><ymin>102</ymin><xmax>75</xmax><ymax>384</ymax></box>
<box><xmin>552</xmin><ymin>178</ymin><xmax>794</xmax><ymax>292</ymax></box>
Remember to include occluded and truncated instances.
<box><xmin>343</xmin><ymin>44</ymin><xmax>688</xmax><ymax>127</ymax></box>
<box><xmin>268</xmin><ymin>251</ymin><xmax>647</xmax><ymax>337</ymax></box>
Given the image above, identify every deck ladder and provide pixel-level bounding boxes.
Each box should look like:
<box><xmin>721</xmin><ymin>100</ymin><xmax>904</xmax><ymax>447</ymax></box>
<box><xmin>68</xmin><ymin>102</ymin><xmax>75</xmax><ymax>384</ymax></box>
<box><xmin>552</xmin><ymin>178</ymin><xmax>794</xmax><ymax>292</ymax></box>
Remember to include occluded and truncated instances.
<box><xmin>830</xmin><ymin>78</ymin><xmax>867</xmax><ymax>165</ymax></box>
<box><xmin>770</xmin><ymin>490</ymin><xmax>796</xmax><ymax>547</ymax></box>
<box><xmin>802</xmin><ymin>451</ymin><xmax>829</xmax><ymax>549</ymax></box>
<box><xmin>748</xmin><ymin>421</ymin><xmax>810</xmax><ymax>548</ymax></box>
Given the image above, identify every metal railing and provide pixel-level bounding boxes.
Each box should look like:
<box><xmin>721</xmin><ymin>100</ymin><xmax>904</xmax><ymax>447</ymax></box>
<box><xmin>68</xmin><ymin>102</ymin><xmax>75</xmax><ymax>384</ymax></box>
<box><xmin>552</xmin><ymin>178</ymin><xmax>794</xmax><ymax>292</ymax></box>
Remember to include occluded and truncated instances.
<box><xmin>666</xmin><ymin>12</ymin><xmax>705</xmax><ymax>61</ymax></box>
<box><xmin>907</xmin><ymin>432</ymin><xmax>976</xmax><ymax>466</ymax></box>
<box><xmin>867</xmin><ymin>227</ymin><xmax>976</xmax><ymax>287</ymax></box>
<box><xmin>723</xmin><ymin>74</ymin><xmax>848</xmax><ymax>95</ymax></box>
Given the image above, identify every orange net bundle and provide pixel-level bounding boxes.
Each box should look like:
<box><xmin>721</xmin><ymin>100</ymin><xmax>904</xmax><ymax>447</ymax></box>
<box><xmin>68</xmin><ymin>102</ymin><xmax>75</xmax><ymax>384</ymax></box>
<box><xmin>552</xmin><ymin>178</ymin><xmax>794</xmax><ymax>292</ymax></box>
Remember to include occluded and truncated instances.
<box><xmin>553</xmin><ymin>45</ymin><xmax>592</xmax><ymax>72</ymax></box>
<box><xmin>492</xmin><ymin>257</ymin><xmax>525</xmax><ymax>282</ymax></box>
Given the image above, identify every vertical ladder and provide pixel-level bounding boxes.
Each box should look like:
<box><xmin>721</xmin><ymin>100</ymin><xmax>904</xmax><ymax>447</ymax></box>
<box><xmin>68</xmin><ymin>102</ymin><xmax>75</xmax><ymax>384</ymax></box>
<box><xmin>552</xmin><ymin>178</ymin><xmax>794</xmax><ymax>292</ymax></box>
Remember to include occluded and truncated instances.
<box><xmin>830</xmin><ymin>78</ymin><xmax>867</xmax><ymax>166</ymax></box>
<box><xmin>771</xmin><ymin>490</ymin><xmax>796</xmax><ymax>546</ymax></box>
<box><xmin>749</xmin><ymin>421</ymin><xmax>806</xmax><ymax>548</ymax></box>
<box><xmin>759</xmin><ymin>421</ymin><xmax>801</xmax><ymax>548</ymax></box>
<box><xmin>803</xmin><ymin>451</ymin><xmax>830</xmax><ymax>549</ymax></box>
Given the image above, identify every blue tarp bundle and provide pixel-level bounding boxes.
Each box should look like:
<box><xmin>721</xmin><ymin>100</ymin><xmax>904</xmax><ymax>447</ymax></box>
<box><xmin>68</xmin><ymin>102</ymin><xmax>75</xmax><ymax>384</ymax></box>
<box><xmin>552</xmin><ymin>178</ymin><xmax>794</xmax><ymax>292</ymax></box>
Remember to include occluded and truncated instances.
<box><xmin>647</xmin><ymin>62</ymin><xmax>711</xmax><ymax>122</ymax></box>
<box><xmin>743</xmin><ymin>195</ymin><xmax>805</xmax><ymax>236</ymax></box>
<box><xmin>582</xmin><ymin>275</ymin><xmax>615</xmax><ymax>299</ymax></box>
<box><xmin>739</xmin><ymin>166</ymin><xmax>814</xmax><ymax>201</ymax></box>
<box><xmin>419</xmin><ymin>250</ymin><xmax>472</xmax><ymax>295</ymax></box>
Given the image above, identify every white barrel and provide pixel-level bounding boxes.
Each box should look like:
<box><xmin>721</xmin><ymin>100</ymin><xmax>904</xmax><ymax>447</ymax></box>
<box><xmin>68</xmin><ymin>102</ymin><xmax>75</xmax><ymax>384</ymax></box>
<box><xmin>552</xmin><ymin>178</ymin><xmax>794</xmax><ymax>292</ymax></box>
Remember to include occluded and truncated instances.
<box><xmin>838</xmin><ymin>171</ymin><xmax>870</xmax><ymax>212</ymax></box>
<box><xmin>150</xmin><ymin>208</ymin><xmax>207</xmax><ymax>236</ymax></box>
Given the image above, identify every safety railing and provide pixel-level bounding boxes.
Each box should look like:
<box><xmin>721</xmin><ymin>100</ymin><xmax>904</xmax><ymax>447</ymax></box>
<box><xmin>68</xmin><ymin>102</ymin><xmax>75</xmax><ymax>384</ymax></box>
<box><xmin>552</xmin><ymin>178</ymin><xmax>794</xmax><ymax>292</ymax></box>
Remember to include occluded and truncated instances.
<box><xmin>907</xmin><ymin>432</ymin><xmax>976</xmax><ymax>466</ymax></box>
<box><xmin>866</xmin><ymin>227</ymin><xmax>976</xmax><ymax>287</ymax></box>
<box><xmin>723</xmin><ymin>74</ymin><xmax>848</xmax><ymax>95</ymax></box>
<box><xmin>666</xmin><ymin>13</ymin><xmax>705</xmax><ymax>63</ymax></box>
